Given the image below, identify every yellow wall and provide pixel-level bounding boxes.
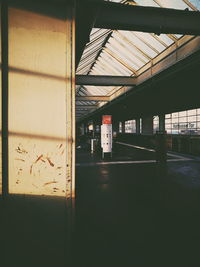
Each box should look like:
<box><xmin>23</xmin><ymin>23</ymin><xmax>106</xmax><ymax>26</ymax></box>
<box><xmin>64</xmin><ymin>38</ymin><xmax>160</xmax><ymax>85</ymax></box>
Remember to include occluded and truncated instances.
<box><xmin>8</xmin><ymin>8</ymin><xmax>69</xmax><ymax>196</ymax></box>
<box><xmin>0</xmin><ymin>6</ymin><xmax>2</xmax><ymax>194</ymax></box>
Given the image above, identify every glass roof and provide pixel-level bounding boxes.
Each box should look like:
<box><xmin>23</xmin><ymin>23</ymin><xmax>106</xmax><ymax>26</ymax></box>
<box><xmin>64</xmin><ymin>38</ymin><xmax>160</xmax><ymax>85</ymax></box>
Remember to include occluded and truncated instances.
<box><xmin>76</xmin><ymin>0</ymin><xmax>199</xmax><ymax>118</ymax></box>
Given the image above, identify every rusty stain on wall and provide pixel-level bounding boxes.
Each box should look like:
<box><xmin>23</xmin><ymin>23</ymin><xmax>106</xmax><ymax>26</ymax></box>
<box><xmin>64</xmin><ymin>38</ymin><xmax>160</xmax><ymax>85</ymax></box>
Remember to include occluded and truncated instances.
<box><xmin>10</xmin><ymin>137</ymin><xmax>66</xmax><ymax>196</ymax></box>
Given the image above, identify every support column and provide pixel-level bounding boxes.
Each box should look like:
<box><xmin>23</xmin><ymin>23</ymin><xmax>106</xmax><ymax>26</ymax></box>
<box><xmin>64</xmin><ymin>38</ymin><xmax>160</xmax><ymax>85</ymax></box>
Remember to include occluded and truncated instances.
<box><xmin>142</xmin><ymin>116</ymin><xmax>153</xmax><ymax>135</ymax></box>
<box><xmin>156</xmin><ymin>114</ymin><xmax>167</xmax><ymax>162</ymax></box>
<box><xmin>84</xmin><ymin>123</ymin><xmax>88</xmax><ymax>135</ymax></box>
<box><xmin>80</xmin><ymin>123</ymin><xmax>85</xmax><ymax>135</ymax></box>
<box><xmin>159</xmin><ymin>114</ymin><xmax>165</xmax><ymax>132</ymax></box>
<box><xmin>93</xmin><ymin>121</ymin><xmax>96</xmax><ymax>137</ymax></box>
<box><xmin>122</xmin><ymin>121</ymin><xmax>125</xmax><ymax>134</ymax></box>
<box><xmin>136</xmin><ymin>118</ymin><xmax>140</xmax><ymax>134</ymax></box>
<box><xmin>112</xmin><ymin>120</ymin><xmax>119</xmax><ymax>137</ymax></box>
<box><xmin>7</xmin><ymin>2</ymin><xmax>76</xmax><ymax>264</ymax></box>
<box><xmin>8</xmin><ymin>6</ymin><xmax>76</xmax><ymax>197</ymax></box>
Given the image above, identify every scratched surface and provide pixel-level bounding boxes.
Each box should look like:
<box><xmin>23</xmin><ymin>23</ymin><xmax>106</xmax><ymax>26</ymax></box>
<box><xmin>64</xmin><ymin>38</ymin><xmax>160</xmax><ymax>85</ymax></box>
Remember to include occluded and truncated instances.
<box><xmin>9</xmin><ymin>137</ymin><xmax>66</xmax><ymax>196</ymax></box>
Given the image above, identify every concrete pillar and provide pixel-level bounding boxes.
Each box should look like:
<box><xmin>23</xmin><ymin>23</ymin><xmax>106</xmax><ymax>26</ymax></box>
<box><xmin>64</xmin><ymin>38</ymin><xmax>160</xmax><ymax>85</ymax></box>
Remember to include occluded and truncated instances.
<box><xmin>8</xmin><ymin>6</ymin><xmax>75</xmax><ymax>198</ymax></box>
<box><xmin>95</xmin><ymin>124</ymin><xmax>100</xmax><ymax>134</ymax></box>
<box><xmin>80</xmin><ymin>123</ymin><xmax>85</xmax><ymax>135</ymax></box>
<box><xmin>156</xmin><ymin>114</ymin><xmax>167</xmax><ymax>162</ymax></box>
<box><xmin>142</xmin><ymin>116</ymin><xmax>153</xmax><ymax>135</ymax></box>
<box><xmin>113</xmin><ymin>121</ymin><xmax>118</xmax><ymax>133</ymax></box>
<box><xmin>159</xmin><ymin>114</ymin><xmax>165</xmax><ymax>132</ymax></box>
<box><xmin>84</xmin><ymin>123</ymin><xmax>88</xmax><ymax>134</ymax></box>
<box><xmin>122</xmin><ymin>121</ymin><xmax>126</xmax><ymax>134</ymax></box>
<box><xmin>136</xmin><ymin>118</ymin><xmax>140</xmax><ymax>134</ymax></box>
<box><xmin>2</xmin><ymin>3</ymin><xmax>76</xmax><ymax>265</ymax></box>
<box><xmin>93</xmin><ymin>121</ymin><xmax>96</xmax><ymax>137</ymax></box>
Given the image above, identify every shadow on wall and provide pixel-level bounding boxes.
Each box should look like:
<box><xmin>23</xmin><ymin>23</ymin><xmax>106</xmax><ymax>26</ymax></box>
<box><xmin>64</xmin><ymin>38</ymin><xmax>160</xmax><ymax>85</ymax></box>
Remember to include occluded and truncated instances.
<box><xmin>8</xmin><ymin>0</ymin><xmax>69</xmax><ymax>20</ymax></box>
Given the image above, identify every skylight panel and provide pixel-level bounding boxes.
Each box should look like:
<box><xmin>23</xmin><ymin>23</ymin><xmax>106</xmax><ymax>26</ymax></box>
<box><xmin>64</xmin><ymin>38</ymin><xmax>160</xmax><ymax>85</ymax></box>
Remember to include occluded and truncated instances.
<box><xmin>78</xmin><ymin>57</ymin><xmax>96</xmax><ymax>70</ymax></box>
<box><xmin>84</xmin><ymin>86</ymin><xmax>108</xmax><ymax>95</ymax></box>
<box><xmin>82</xmin><ymin>43</ymin><xmax>103</xmax><ymax>58</ymax></box>
<box><xmin>133</xmin><ymin>32</ymin><xmax>166</xmax><ymax>52</ymax></box>
<box><xmin>91</xmin><ymin>63</ymin><xmax>111</xmax><ymax>75</ymax></box>
<box><xmin>89</xmin><ymin>29</ymin><xmax>110</xmax><ymax>42</ymax></box>
<box><xmin>95</xmin><ymin>58</ymin><xmax>122</xmax><ymax>75</ymax></box>
<box><xmin>106</xmin><ymin>42</ymin><xmax>140</xmax><ymax>70</ymax></box>
<box><xmin>76</xmin><ymin>65</ymin><xmax>91</xmax><ymax>75</ymax></box>
<box><xmin>84</xmin><ymin>37</ymin><xmax>106</xmax><ymax>53</ymax></box>
<box><xmin>119</xmin><ymin>31</ymin><xmax>158</xmax><ymax>58</ymax></box>
<box><xmin>155</xmin><ymin>0</ymin><xmax>192</xmax><ymax>10</ymax></box>
<box><xmin>188</xmin><ymin>0</ymin><xmax>200</xmax><ymax>10</ymax></box>
<box><xmin>108</xmin><ymin>35</ymin><xmax>145</xmax><ymax>67</ymax></box>
<box><xmin>154</xmin><ymin>33</ymin><xmax>174</xmax><ymax>46</ymax></box>
<box><xmin>134</xmin><ymin>0</ymin><xmax>159</xmax><ymax>7</ymax></box>
<box><xmin>100</xmin><ymin>51</ymin><xmax>133</xmax><ymax>75</ymax></box>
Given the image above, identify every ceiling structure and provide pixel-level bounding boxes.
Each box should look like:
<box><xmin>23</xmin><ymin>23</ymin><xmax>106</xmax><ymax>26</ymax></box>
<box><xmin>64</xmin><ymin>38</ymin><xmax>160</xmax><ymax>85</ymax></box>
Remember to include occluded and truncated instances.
<box><xmin>75</xmin><ymin>0</ymin><xmax>200</xmax><ymax>121</ymax></box>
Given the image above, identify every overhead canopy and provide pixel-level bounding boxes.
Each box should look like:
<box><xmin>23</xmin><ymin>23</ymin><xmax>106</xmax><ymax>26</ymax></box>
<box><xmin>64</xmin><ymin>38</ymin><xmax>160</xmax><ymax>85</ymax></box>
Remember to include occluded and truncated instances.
<box><xmin>76</xmin><ymin>0</ymin><xmax>200</xmax><ymax>120</ymax></box>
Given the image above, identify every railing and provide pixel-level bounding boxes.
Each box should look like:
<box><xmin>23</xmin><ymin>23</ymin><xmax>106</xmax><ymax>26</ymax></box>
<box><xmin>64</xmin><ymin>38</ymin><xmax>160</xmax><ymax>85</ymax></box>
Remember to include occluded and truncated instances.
<box><xmin>115</xmin><ymin>133</ymin><xmax>200</xmax><ymax>156</ymax></box>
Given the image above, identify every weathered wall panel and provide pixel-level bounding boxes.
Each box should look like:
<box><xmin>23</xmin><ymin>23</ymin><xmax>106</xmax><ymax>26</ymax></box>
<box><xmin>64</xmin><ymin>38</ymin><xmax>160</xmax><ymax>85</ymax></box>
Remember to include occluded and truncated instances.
<box><xmin>8</xmin><ymin>8</ymin><xmax>69</xmax><ymax>196</ymax></box>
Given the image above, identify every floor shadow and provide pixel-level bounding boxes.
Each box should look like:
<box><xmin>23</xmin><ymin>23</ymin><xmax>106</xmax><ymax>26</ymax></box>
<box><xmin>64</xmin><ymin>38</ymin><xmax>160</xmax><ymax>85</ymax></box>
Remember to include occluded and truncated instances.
<box><xmin>1</xmin><ymin>195</ymin><xmax>69</xmax><ymax>267</ymax></box>
<box><xmin>73</xmin><ymin>148</ymin><xmax>200</xmax><ymax>267</ymax></box>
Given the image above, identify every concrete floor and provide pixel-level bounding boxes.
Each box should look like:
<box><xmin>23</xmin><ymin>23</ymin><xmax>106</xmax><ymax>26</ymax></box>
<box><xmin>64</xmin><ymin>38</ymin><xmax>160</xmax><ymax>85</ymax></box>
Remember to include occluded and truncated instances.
<box><xmin>73</xmin><ymin>144</ymin><xmax>200</xmax><ymax>267</ymax></box>
<box><xmin>1</xmin><ymin>195</ymin><xmax>68</xmax><ymax>267</ymax></box>
<box><xmin>1</xmin><ymin>143</ymin><xmax>200</xmax><ymax>267</ymax></box>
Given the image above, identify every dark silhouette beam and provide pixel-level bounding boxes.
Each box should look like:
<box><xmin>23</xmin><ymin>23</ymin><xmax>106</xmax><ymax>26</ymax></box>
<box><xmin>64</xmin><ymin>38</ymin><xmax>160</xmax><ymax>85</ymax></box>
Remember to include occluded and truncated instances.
<box><xmin>76</xmin><ymin>96</ymin><xmax>110</xmax><ymax>101</ymax></box>
<box><xmin>94</xmin><ymin>1</ymin><xmax>200</xmax><ymax>36</ymax></box>
<box><xmin>76</xmin><ymin>75</ymin><xmax>137</xmax><ymax>86</ymax></box>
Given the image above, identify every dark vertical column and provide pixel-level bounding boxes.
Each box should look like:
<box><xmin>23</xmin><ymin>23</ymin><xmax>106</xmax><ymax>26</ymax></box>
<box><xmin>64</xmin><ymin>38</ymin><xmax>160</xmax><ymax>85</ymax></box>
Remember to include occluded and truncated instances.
<box><xmin>156</xmin><ymin>114</ymin><xmax>167</xmax><ymax>163</ymax></box>
<box><xmin>159</xmin><ymin>114</ymin><xmax>165</xmax><ymax>132</ymax></box>
<box><xmin>85</xmin><ymin>123</ymin><xmax>88</xmax><ymax>134</ymax></box>
<box><xmin>142</xmin><ymin>116</ymin><xmax>153</xmax><ymax>135</ymax></box>
<box><xmin>112</xmin><ymin>120</ymin><xmax>118</xmax><ymax>136</ymax></box>
<box><xmin>136</xmin><ymin>118</ymin><xmax>140</xmax><ymax>134</ymax></box>
<box><xmin>1</xmin><ymin>2</ymin><xmax>9</xmax><ymax>198</ymax></box>
<box><xmin>122</xmin><ymin>121</ymin><xmax>125</xmax><ymax>134</ymax></box>
<box><xmin>81</xmin><ymin>123</ymin><xmax>85</xmax><ymax>135</ymax></box>
<box><xmin>83</xmin><ymin>123</ymin><xmax>86</xmax><ymax>135</ymax></box>
<box><xmin>92</xmin><ymin>121</ymin><xmax>96</xmax><ymax>137</ymax></box>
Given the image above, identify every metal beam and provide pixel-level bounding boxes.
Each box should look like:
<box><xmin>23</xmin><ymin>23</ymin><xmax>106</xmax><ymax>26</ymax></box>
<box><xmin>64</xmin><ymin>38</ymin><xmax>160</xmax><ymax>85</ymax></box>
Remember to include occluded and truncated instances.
<box><xmin>94</xmin><ymin>1</ymin><xmax>200</xmax><ymax>36</ymax></box>
<box><xmin>76</xmin><ymin>75</ymin><xmax>137</xmax><ymax>86</ymax></box>
<box><xmin>76</xmin><ymin>111</ymin><xmax>90</xmax><ymax>113</ymax></box>
<box><xmin>76</xmin><ymin>0</ymin><xmax>105</xmax><ymax>67</ymax></box>
<box><xmin>76</xmin><ymin>95</ymin><xmax>110</xmax><ymax>101</ymax></box>
<box><xmin>76</xmin><ymin>105</ymin><xmax>97</xmax><ymax>109</ymax></box>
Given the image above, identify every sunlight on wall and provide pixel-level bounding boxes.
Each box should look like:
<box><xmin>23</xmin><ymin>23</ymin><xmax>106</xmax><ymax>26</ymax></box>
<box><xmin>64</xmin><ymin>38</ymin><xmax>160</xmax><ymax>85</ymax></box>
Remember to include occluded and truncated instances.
<box><xmin>8</xmin><ymin>8</ymin><xmax>68</xmax><ymax>196</ymax></box>
<box><xmin>0</xmin><ymin>7</ymin><xmax>2</xmax><ymax>194</ymax></box>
